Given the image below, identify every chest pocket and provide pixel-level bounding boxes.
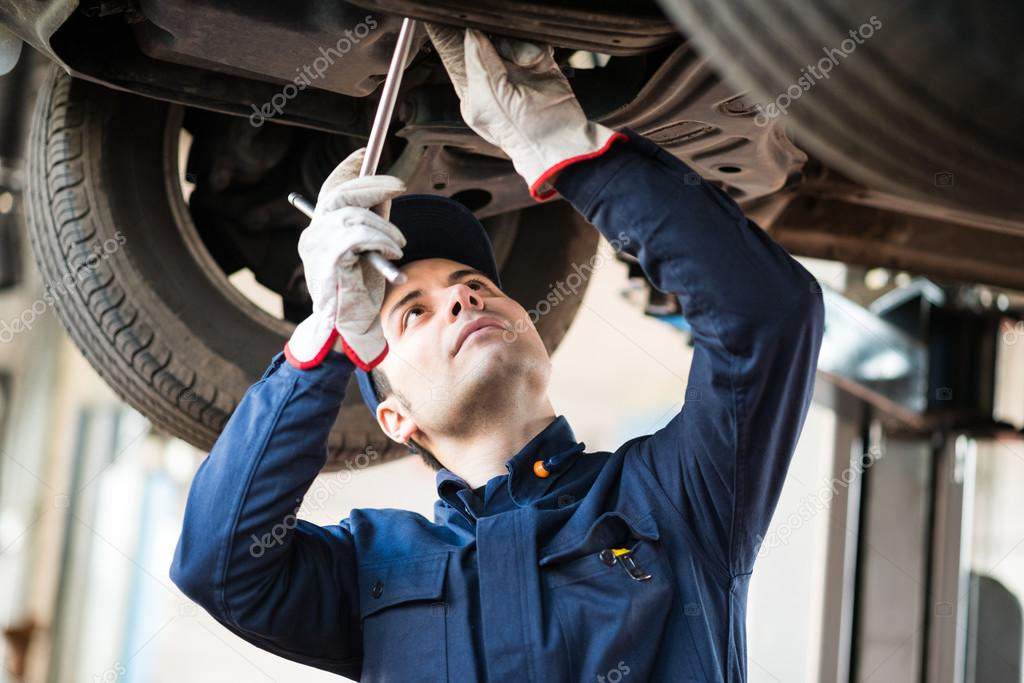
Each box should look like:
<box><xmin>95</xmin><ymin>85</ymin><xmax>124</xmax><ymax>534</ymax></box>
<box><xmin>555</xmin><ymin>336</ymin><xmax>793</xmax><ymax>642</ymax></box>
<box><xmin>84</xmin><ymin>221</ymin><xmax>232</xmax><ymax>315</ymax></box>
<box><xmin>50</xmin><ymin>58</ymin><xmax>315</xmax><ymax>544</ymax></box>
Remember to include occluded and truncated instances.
<box><xmin>539</xmin><ymin>512</ymin><xmax>674</xmax><ymax>681</ymax></box>
<box><xmin>358</xmin><ymin>552</ymin><xmax>449</xmax><ymax>683</ymax></box>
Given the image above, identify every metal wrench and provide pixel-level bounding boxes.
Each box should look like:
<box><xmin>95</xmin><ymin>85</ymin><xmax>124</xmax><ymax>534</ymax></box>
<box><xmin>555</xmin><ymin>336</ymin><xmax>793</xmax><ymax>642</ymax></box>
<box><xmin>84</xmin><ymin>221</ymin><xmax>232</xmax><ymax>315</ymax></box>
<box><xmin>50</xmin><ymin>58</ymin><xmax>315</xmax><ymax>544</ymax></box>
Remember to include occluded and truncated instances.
<box><xmin>288</xmin><ymin>17</ymin><xmax>418</xmax><ymax>285</ymax></box>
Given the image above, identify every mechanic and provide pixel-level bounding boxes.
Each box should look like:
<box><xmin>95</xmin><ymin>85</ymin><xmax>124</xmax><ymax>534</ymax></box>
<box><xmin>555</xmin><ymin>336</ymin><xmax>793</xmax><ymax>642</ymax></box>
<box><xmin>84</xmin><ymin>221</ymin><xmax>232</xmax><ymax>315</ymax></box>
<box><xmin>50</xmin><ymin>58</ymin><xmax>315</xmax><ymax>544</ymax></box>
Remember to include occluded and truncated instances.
<box><xmin>170</xmin><ymin>24</ymin><xmax>825</xmax><ymax>683</ymax></box>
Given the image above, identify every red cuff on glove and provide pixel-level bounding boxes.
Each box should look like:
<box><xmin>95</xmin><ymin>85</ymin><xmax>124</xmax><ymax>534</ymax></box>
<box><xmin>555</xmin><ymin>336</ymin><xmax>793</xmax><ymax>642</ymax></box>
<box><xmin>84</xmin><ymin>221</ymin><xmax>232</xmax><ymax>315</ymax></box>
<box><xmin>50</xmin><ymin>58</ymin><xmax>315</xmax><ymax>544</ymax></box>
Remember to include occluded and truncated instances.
<box><xmin>284</xmin><ymin>329</ymin><xmax>339</xmax><ymax>370</ymax></box>
<box><xmin>283</xmin><ymin>329</ymin><xmax>388</xmax><ymax>372</ymax></box>
<box><xmin>529</xmin><ymin>131</ymin><xmax>629</xmax><ymax>201</ymax></box>
<box><xmin>338</xmin><ymin>335</ymin><xmax>388</xmax><ymax>372</ymax></box>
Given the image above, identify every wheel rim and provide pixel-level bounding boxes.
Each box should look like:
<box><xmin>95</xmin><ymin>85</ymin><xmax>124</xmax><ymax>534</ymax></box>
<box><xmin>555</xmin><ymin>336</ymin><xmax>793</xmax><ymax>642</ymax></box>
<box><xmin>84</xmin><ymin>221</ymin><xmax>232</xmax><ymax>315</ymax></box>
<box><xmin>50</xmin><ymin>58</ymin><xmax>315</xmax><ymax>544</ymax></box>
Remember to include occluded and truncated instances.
<box><xmin>160</xmin><ymin>105</ymin><xmax>294</xmax><ymax>338</ymax></box>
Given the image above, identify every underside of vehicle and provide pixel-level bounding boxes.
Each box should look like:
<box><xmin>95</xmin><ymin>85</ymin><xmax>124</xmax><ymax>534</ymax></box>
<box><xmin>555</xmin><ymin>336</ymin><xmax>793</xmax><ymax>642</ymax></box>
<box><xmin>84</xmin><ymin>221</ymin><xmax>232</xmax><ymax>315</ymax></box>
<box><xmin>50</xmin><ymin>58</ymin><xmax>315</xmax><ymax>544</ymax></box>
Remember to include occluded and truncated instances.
<box><xmin>2</xmin><ymin>0</ymin><xmax>1022</xmax><ymax>464</ymax></box>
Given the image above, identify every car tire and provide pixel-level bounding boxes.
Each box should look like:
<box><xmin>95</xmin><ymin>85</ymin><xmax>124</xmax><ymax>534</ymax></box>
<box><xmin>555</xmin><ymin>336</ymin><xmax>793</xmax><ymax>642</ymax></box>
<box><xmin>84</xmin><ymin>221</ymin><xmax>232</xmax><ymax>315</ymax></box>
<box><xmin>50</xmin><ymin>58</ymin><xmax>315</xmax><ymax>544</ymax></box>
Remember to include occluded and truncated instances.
<box><xmin>656</xmin><ymin>0</ymin><xmax>1024</xmax><ymax>220</ymax></box>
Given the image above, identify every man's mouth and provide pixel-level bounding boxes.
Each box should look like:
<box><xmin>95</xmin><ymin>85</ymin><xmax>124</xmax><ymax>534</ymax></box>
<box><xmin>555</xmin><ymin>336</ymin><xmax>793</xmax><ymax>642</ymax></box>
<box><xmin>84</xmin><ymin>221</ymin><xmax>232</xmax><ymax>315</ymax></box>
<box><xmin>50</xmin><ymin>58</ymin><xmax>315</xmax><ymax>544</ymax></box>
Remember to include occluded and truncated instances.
<box><xmin>452</xmin><ymin>317</ymin><xmax>509</xmax><ymax>356</ymax></box>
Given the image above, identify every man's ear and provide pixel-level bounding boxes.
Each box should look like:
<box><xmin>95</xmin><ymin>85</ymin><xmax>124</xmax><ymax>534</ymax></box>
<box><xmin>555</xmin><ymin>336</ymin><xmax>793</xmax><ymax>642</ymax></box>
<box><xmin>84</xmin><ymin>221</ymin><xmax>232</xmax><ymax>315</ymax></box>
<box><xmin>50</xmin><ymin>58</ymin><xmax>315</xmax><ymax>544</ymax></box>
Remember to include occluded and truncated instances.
<box><xmin>376</xmin><ymin>396</ymin><xmax>419</xmax><ymax>445</ymax></box>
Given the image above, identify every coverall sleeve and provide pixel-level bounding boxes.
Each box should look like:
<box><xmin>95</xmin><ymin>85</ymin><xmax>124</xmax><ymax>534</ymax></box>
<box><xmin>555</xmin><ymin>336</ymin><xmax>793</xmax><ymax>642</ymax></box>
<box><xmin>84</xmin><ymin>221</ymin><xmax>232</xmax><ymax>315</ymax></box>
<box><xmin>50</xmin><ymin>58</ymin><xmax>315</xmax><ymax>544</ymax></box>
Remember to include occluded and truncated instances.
<box><xmin>169</xmin><ymin>349</ymin><xmax>363</xmax><ymax>678</ymax></box>
<box><xmin>553</xmin><ymin>127</ymin><xmax>825</xmax><ymax>576</ymax></box>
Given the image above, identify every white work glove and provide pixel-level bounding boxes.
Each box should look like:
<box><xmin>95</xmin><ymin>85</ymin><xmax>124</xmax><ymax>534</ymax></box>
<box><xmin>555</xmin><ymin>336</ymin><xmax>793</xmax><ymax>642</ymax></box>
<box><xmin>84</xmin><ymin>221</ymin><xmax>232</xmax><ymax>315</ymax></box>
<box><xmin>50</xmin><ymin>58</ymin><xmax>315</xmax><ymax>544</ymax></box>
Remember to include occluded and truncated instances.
<box><xmin>284</xmin><ymin>147</ymin><xmax>406</xmax><ymax>371</ymax></box>
<box><xmin>425</xmin><ymin>24</ymin><xmax>625</xmax><ymax>200</ymax></box>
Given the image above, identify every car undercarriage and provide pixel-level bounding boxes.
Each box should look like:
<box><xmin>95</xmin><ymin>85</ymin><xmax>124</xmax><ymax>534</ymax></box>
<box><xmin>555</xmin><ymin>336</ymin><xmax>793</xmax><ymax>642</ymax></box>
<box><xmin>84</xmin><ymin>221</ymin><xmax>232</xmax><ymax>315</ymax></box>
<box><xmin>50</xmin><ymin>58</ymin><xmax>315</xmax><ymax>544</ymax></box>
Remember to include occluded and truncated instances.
<box><xmin>1</xmin><ymin>0</ymin><xmax>1021</xmax><ymax>461</ymax></box>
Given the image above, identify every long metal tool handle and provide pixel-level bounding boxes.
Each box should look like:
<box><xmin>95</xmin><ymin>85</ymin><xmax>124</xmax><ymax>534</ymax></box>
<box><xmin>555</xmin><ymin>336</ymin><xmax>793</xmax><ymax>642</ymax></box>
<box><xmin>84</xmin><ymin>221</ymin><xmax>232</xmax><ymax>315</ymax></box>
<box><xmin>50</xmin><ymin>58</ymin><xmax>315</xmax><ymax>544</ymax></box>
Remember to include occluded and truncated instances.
<box><xmin>362</xmin><ymin>17</ymin><xmax>418</xmax><ymax>178</ymax></box>
<box><xmin>288</xmin><ymin>17</ymin><xmax>418</xmax><ymax>286</ymax></box>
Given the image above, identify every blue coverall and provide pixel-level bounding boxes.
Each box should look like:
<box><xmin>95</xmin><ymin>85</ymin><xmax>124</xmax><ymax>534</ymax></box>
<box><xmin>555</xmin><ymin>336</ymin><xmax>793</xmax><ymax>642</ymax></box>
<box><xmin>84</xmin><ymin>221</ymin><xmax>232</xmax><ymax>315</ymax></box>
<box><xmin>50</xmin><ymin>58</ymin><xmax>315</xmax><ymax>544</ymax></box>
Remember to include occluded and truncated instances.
<box><xmin>170</xmin><ymin>127</ymin><xmax>826</xmax><ymax>682</ymax></box>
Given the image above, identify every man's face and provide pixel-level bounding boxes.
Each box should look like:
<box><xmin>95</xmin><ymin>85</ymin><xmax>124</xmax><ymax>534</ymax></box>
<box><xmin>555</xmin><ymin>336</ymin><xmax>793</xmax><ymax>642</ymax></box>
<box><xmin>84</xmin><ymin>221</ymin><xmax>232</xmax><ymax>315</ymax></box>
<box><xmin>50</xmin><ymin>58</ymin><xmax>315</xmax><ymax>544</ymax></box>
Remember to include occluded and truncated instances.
<box><xmin>374</xmin><ymin>257</ymin><xmax>551</xmax><ymax>446</ymax></box>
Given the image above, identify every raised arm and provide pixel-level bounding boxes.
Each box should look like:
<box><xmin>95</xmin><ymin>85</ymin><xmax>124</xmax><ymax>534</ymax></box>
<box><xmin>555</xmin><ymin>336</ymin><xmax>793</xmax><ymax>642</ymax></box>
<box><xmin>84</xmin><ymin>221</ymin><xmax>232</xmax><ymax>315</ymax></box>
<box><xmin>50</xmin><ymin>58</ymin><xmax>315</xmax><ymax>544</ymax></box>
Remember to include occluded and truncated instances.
<box><xmin>554</xmin><ymin>127</ymin><xmax>825</xmax><ymax>576</ymax></box>
<box><xmin>169</xmin><ymin>350</ymin><xmax>364</xmax><ymax>678</ymax></box>
<box><xmin>169</xmin><ymin>144</ymin><xmax>409</xmax><ymax>676</ymax></box>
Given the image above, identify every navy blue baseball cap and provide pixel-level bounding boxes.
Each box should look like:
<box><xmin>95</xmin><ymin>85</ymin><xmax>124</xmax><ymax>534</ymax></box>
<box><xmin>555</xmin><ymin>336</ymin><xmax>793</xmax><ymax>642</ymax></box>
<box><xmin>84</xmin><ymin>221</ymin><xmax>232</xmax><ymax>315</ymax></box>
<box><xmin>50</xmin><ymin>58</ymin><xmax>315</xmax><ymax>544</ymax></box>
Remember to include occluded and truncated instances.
<box><xmin>354</xmin><ymin>193</ymin><xmax>501</xmax><ymax>415</ymax></box>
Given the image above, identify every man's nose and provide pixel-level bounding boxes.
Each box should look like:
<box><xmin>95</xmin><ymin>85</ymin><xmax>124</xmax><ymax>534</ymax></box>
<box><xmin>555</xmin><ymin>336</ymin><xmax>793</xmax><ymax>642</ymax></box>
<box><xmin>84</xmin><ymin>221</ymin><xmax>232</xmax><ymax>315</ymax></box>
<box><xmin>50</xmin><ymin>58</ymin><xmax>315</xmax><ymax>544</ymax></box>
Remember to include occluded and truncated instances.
<box><xmin>446</xmin><ymin>284</ymin><xmax>483</xmax><ymax>320</ymax></box>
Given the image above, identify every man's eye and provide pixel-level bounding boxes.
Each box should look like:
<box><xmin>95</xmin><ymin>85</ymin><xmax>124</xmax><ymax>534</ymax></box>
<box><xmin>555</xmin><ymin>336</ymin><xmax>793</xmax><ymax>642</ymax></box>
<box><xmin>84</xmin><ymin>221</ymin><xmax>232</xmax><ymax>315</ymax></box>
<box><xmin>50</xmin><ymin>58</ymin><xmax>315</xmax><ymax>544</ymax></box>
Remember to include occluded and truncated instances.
<box><xmin>403</xmin><ymin>305</ymin><xmax>424</xmax><ymax>328</ymax></box>
<box><xmin>466</xmin><ymin>278</ymin><xmax>487</xmax><ymax>291</ymax></box>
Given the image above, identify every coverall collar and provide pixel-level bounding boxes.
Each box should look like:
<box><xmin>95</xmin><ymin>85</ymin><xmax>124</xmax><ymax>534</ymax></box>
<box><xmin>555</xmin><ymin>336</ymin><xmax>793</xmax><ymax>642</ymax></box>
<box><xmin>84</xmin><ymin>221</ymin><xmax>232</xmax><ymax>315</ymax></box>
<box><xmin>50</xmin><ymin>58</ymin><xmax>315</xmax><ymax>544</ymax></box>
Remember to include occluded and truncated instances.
<box><xmin>435</xmin><ymin>414</ymin><xmax>586</xmax><ymax>522</ymax></box>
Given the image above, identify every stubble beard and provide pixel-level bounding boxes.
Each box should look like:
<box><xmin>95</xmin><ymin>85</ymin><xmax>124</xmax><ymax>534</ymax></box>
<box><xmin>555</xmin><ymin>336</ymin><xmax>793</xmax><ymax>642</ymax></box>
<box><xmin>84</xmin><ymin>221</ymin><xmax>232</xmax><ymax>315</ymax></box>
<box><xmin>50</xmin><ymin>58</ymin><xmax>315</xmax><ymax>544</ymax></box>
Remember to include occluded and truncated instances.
<box><xmin>428</xmin><ymin>345</ymin><xmax>550</xmax><ymax>438</ymax></box>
